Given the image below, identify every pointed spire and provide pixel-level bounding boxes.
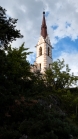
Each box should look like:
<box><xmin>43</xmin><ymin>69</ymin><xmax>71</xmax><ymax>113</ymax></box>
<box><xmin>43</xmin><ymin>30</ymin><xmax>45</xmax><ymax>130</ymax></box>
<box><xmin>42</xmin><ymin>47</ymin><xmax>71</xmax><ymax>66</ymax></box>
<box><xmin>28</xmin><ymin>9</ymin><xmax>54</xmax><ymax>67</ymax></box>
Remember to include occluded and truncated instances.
<box><xmin>41</xmin><ymin>11</ymin><xmax>47</xmax><ymax>39</ymax></box>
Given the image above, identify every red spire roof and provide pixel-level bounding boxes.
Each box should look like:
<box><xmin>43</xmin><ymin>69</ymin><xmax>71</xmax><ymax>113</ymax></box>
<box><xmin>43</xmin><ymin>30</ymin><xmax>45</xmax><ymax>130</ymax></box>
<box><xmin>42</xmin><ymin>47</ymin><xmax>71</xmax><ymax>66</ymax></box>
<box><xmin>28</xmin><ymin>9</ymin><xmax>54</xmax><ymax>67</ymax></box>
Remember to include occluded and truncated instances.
<box><xmin>41</xmin><ymin>11</ymin><xmax>47</xmax><ymax>39</ymax></box>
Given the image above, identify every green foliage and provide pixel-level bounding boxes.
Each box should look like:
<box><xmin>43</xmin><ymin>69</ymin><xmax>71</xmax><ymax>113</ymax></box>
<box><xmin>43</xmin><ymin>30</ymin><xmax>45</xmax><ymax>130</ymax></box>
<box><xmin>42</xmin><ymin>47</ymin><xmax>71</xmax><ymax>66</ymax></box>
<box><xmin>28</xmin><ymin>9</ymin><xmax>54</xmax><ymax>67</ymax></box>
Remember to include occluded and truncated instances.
<box><xmin>0</xmin><ymin>49</ymin><xmax>78</xmax><ymax>138</ymax></box>
<box><xmin>0</xmin><ymin>43</ymin><xmax>32</xmax><ymax>130</ymax></box>
<box><xmin>18</xmin><ymin>103</ymin><xmax>78</xmax><ymax>139</ymax></box>
<box><xmin>6</xmin><ymin>43</ymin><xmax>31</xmax><ymax>80</ymax></box>
<box><xmin>0</xmin><ymin>6</ymin><xmax>23</xmax><ymax>48</ymax></box>
<box><xmin>45</xmin><ymin>59</ymin><xmax>78</xmax><ymax>89</ymax></box>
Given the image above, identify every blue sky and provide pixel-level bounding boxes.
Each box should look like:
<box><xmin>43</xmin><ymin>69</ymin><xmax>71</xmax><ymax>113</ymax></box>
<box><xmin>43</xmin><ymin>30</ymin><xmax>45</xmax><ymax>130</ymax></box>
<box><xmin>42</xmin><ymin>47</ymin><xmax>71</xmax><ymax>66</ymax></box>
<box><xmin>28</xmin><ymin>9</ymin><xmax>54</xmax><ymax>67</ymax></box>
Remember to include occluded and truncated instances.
<box><xmin>0</xmin><ymin>0</ymin><xmax>78</xmax><ymax>75</ymax></box>
<box><xmin>53</xmin><ymin>37</ymin><xmax>78</xmax><ymax>58</ymax></box>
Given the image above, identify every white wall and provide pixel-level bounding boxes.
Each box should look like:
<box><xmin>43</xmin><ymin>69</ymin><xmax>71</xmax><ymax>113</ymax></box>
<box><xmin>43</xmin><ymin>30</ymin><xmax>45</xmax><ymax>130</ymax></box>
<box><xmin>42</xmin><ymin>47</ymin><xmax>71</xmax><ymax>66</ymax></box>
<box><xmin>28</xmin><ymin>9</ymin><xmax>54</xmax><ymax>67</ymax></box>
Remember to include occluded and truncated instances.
<box><xmin>35</xmin><ymin>35</ymin><xmax>52</xmax><ymax>73</ymax></box>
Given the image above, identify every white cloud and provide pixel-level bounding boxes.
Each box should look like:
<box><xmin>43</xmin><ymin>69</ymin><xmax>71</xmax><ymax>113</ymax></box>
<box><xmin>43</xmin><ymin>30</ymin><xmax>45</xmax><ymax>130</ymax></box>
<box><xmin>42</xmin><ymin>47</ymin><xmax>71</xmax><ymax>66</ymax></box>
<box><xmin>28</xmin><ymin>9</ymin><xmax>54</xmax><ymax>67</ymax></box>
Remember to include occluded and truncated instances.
<box><xmin>58</xmin><ymin>52</ymin><xmax>78</xmax><ymax>75</ymax></box>
<box><xmin>0</xmin><ymin>0</ymin><xmax>78</xmax><ymax>74</ymax></box>
<box><xmin>1</xmin><ymin>0</ymin><xmax>78</xmax><ymax>46</ymax></box>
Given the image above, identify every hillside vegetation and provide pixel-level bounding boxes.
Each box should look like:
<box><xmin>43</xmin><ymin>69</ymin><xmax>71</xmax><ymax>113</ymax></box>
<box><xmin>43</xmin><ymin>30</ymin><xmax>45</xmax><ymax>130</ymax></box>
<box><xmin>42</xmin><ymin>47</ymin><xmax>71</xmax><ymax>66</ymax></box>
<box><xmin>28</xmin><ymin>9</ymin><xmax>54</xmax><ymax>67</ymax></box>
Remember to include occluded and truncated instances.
<box><xmin>0</xmin><ymin>44</ymin><xmax>78</xmax><ymax>139</ymax></box>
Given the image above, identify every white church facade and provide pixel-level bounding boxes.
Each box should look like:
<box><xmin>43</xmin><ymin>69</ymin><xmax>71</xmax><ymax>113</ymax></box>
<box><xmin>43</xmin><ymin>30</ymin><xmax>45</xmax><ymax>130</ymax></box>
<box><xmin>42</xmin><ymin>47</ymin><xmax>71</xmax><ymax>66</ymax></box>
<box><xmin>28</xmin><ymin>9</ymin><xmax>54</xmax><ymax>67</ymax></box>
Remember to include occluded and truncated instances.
<box><xmin>31</xmin><ymin>12</ymin><xmax>52</xmax><ymax>73</ymax></box>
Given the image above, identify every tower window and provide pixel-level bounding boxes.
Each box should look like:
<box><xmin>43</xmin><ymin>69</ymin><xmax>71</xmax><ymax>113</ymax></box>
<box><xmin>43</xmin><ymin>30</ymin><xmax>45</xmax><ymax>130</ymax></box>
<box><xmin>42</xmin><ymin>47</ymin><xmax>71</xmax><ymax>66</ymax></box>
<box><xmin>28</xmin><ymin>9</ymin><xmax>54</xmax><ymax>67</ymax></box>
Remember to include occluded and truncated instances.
<box><xmin>39</xmin><ymin>47</ymin><xmax>42</xmax><ymax>56</ymax></box>
<box><xmin>48</xmin><ymin>47</ymin><xmax>50</xmax><ymax>56</ymax></box>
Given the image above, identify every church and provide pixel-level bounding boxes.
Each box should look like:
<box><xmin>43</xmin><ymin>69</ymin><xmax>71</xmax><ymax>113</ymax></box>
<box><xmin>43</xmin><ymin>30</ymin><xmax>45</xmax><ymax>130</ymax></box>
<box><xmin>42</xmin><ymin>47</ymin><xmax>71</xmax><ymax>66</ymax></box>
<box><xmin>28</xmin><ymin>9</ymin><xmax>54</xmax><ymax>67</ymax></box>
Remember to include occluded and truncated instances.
<box><xmin>31</xmin><ymin>11</ymin><xmax>52</xmax><ymax>73</ymax></box>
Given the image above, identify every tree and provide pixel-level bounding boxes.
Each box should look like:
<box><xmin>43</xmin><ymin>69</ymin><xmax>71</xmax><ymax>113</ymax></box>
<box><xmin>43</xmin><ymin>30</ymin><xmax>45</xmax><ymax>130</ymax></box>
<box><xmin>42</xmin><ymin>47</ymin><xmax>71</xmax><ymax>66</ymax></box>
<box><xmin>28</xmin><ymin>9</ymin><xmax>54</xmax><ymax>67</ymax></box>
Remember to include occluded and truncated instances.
<box><xmin>0</xmin><ymin>6</ymin><xmax>23</xmax><ymax>48</ymax></box>
<box><xmin>45</xmin><ymin>59</ymin><xmax>78</xmax><ymax>89</ymax></box>
<box><xmin>73</xmin><ymin>97</ymin><xmax>78</xmax><ymax>117</ymax></box>
<box><xmin>0</xmin><ymin>49</ymin><xmax>78</xmax><ymax>139</ymax></box>
<box><xmin>0</xmin><ymin>43</ymin><xmax>31</xmax><ymax>87</ymax></box>
<box><xmin>6</xmin><ymin>43</ymin><xmax>31</xmax><ymax>81</ymax></box>
<box><xmin>0</xmin><ymin>43</ymin><xmax>32</xmax><ymax>127</ymax></box>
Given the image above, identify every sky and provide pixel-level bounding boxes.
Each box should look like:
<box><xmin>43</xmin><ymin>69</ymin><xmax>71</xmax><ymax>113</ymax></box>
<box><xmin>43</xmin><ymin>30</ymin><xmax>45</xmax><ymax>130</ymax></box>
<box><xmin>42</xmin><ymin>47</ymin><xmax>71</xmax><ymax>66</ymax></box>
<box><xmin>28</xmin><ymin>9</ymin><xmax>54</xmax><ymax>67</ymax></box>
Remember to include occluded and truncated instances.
<box><xmin>0</xmin><ymin>0</ymin><xmax>78</xmax><ymax>75</ymax></box>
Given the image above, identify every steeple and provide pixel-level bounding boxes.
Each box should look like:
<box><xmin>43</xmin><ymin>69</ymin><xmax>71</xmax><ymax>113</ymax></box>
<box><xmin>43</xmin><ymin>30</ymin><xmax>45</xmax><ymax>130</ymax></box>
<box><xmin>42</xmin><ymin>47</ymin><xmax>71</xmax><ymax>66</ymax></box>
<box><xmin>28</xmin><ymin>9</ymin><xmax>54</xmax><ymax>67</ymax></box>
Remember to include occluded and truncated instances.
<box><xmin>41</xmin><ymin>11</ymin><xmax>47</xmax><ymax>39</ymax></box>
<box><xmin>33</xmin><ymin>11</ymin><xmax>52</xmax><ymax>73</ymax></box>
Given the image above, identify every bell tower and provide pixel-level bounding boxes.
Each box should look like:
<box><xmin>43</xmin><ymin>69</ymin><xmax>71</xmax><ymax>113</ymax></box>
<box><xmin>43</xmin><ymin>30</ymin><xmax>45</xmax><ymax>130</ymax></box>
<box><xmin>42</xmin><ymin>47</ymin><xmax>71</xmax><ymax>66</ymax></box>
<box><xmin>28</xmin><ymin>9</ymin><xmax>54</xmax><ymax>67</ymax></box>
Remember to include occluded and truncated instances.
<box><xmin>35</xmin><ymin>11</ymin><xmax>52</xmax><ymax>73</ymax></box>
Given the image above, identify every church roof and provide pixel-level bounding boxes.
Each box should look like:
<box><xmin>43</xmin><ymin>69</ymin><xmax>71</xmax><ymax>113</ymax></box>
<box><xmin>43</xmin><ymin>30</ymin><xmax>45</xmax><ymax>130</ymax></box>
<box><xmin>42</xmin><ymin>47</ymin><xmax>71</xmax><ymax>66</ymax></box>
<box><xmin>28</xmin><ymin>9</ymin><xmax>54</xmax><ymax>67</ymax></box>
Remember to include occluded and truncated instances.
<box><xmin>41</xmin><ymin>11</ymin><xmax>47</xmax><ymax>39</ymax></box>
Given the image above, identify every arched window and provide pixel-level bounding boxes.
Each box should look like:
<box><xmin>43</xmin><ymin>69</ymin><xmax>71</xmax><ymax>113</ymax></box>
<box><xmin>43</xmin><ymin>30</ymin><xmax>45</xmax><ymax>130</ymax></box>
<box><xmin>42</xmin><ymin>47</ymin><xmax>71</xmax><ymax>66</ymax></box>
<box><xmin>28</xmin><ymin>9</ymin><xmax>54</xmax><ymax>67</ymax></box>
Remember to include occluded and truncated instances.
<box><xmin>48</xmin><ymin>47</ymin><xmax>50</xmax><ymax>56</ymax></box>
<box><xmin>39</xmin><ymin>47</ymin><xmax>42</xmax><ymax>56</ymax></box>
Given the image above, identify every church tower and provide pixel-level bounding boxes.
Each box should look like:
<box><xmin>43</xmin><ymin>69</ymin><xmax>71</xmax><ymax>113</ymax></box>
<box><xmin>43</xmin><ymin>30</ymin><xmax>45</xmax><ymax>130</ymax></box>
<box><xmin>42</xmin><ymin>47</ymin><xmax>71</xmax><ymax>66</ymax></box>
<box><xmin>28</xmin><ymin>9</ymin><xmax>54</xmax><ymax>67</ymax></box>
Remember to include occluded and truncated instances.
<box><xmin>35</xmin><ymin>11</ymin><xmax>52</xmax><ymax>73</ymax></box>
